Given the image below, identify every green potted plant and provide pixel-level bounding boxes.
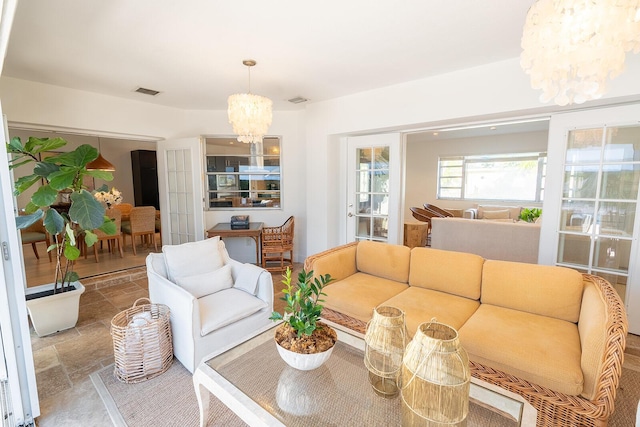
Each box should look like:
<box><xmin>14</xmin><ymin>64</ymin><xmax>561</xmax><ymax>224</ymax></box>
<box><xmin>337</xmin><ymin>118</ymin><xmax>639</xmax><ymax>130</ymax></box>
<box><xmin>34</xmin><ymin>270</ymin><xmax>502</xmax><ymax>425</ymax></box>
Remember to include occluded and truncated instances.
<box><xmin>270</xmin><ymin>267</ymin><xmax>337</xmax><ymax>370</ymax></box>
<box><xmin>519</xmin><ymin>207</ymin><xmax>542</xmax><ymax>223</ymax></box>
<box><xmin>7</xmin><ymin>136</ymin><xmax>116</xmax><ymax>336</ymax></box>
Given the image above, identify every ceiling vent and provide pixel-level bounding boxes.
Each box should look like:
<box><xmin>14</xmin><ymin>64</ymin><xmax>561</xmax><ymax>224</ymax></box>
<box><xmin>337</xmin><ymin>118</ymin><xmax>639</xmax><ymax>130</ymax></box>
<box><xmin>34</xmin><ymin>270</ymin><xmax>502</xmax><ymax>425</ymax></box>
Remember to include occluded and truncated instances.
<box><xmin>134</xmin><ymin>87</ymin><xmax>161</xmax><ymax>96</ymax></box>
<box><xmin>288</xmin><ymin>96</ymin><xmax>309</xmax><ymax>104</ymax></box>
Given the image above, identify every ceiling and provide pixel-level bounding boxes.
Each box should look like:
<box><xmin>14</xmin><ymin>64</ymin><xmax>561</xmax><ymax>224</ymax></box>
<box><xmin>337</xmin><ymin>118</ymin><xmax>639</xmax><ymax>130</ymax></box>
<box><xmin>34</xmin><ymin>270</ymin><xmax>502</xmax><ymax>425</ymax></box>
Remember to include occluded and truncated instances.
<box><xmin>4</xmin><ymin>1</ymin><xmax>533</xmax><ymax>111</ymax></box>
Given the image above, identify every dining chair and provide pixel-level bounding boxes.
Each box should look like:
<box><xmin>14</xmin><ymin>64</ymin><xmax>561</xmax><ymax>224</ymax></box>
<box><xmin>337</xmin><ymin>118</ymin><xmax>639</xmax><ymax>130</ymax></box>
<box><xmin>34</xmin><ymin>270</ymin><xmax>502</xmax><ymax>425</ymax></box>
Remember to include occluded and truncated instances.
<box><xmin>114</xmin><ymin>203</ymin><xmax>133</xmax><ymax>224</ymax></box>
<box><xmin>121</xmin><ymin>206</ymin><xmax>158</xmax><ymax>255</ymax></box>
<box><xmin>261</xmin><ymin>216</ymin><xmax>294</xmax><ymax>272</ymax></box>
<box><xmin>20</xmin><ymin>217</ymin><xmax>52</xmax><ymax>262</ymax></box>
<box><xmin>92</xmin><ymin>208</ymin><xmax>124</xmax><ymax>262</ymax></box>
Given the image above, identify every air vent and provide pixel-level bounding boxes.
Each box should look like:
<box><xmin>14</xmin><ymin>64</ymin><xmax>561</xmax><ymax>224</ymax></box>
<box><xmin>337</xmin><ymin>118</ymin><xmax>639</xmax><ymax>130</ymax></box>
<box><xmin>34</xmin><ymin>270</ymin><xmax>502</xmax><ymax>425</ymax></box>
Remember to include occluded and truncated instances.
<box><xmin>288</xmin><ymin>96</ymin><xmax>309</xmax><ymax>104</ymax></box>
<box><xmin>134</xmin><ymin>87</ymin><xmax>161</xmax><ymax>96</ymax></box>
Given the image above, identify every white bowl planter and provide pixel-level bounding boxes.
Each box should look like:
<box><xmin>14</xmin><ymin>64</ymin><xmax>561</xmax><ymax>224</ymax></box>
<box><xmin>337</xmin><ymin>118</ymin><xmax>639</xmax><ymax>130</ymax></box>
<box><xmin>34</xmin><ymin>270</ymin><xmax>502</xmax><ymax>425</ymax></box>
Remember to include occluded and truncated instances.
<box><xmin>275</xmin><ymin>341</ymin><xmax>334</xmax><ymax>371</ymax></box>
<box><xmin>25</xmin><ymin>281</ymin><xmax>85</xmax><ymax>337</ymax></box>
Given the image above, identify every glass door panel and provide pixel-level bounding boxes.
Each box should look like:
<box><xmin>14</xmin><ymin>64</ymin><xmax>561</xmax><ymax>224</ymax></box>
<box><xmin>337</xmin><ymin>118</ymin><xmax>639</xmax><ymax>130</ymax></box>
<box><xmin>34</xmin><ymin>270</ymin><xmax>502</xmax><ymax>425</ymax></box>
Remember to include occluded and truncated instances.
<box><xmin>354</xmin><ymin>146</ymin><xmax>390</xmax><ymax>242</ymax></box>
<box><xmin>346</xmin><ymin>134</ymin><xmax>401</xmax><ymax>244</ymax></box>
<box><xmin>557</xmin><ymin>125</ymin><xmax>640</xmax><ymax>302</ymax></box>
<box><xmin>353</xmin><ymin>146</ymin><xmax>390</xmax><ymax>242</ymax></box>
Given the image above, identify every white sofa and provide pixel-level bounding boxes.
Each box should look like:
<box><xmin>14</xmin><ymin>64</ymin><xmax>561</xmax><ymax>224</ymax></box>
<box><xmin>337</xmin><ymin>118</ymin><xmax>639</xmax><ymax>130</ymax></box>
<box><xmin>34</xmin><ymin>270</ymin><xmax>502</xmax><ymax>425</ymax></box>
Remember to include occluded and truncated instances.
<box><xmin>146</xmin><ymin>238</ymin><xmax>274</xmax><ymax>372</ymax></box>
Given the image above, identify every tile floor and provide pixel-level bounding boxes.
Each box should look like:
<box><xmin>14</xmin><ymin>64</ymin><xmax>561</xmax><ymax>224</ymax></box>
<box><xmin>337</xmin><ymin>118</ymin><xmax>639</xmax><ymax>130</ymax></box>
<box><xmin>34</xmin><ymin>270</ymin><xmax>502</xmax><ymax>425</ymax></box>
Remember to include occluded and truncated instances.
<box><xmin>33</xmin><ymin>274</ymin><xmax>151</xmax><ymax>426</ymax></box>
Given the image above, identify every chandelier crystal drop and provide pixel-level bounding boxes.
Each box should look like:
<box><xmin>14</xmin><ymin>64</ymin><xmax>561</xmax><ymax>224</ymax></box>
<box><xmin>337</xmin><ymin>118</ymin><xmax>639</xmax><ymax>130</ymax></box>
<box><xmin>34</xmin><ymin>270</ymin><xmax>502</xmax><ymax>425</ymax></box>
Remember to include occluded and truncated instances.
<box><xmin>521</xmin><ymin>0</ymin><xmax>640</xmax><ymax>106</ymax></box>
<box><xmin>227</xmin><ymin>60</ymin><xmax>273</xmax><ymax>144</ymax></box>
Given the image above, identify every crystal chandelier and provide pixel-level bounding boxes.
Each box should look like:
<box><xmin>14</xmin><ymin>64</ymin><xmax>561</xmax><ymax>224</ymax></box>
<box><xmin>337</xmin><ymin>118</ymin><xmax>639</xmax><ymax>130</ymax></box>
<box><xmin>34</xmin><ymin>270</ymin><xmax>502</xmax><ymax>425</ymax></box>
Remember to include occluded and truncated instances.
<box><xmin>521</xmin><ymin>0</ymin><xmax>640</xmax><ymax>106</ymax></box>
<box><xmin>227</xmin><ymin>60</ymin><xmax>273</xmax><ymax>144</ymax></box>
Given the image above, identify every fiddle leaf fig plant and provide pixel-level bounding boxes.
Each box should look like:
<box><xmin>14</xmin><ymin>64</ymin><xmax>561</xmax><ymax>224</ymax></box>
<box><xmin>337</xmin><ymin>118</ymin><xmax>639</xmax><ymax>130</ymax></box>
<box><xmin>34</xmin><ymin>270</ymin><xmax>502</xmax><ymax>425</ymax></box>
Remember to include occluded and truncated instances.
<box><xmin>7</xmin><ymin>136</ymin><xmax>116</xmax><ymax>293</ymax></box>
<box><xmin>270</xmin><ymin>267</ymin><xmax>334</xmax><ymax>337</ymax></box>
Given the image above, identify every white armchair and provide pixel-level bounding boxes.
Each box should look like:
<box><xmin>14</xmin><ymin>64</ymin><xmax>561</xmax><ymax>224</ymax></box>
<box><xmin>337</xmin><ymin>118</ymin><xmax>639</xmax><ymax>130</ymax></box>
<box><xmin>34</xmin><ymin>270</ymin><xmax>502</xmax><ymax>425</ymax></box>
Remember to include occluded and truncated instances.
<box><xmin>146</xmin><ymin>239</ymin><xmax>274</xmax><ymax>373</ymax></box>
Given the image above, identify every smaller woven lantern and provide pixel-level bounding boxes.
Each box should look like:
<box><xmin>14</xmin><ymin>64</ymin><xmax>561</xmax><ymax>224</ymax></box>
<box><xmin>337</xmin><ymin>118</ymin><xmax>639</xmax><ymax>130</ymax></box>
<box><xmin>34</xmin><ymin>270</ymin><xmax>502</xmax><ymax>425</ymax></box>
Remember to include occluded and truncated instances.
<box><xmin>401</xmin><ymin>320</ymin><xmax>470</xmax><ymax>426</ymax></box>
<box><xmin>364</xmin><ymin>306</ymin><xmax>408</xmax><ymax>397</ymax></box>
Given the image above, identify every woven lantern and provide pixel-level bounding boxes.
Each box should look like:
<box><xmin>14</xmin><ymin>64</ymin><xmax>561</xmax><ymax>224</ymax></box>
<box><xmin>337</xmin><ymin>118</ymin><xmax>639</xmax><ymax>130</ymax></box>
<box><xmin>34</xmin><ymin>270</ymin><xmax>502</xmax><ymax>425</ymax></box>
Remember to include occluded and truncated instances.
<box><xmin>364</xmin><ymin>306</ymin><xmax>408</xmax><ymax>397</ymax></box>
<box><xmin>401</xmin><ymin>321</ymin><xmax>470</xmax><ymax>426</ymax></box>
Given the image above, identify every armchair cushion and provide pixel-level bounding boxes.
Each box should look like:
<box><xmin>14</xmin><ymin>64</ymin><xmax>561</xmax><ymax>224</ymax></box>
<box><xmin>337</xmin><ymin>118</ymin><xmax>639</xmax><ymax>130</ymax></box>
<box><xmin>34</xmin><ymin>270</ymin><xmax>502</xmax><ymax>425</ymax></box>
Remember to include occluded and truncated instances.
<box><xmin>199</xmin><ymin>288</ymin><xmax>268</xmax><ymax>336</ymax></box>
<box><xmin>174</xmin><ymin>264</ymin><xmax>233</xmax><ymax>298</ymax></box>
<box><xmin>162</xmin><ymin>236</ymin><xmax>223</xmax><ymax>281</ymax></box>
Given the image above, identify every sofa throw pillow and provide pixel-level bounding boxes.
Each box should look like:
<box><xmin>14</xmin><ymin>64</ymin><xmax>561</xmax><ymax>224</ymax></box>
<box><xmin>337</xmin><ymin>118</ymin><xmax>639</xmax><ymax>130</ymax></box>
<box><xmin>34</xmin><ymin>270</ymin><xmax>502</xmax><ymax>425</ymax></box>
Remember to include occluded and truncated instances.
<box><xmin>162</xmin><ymin>236</ymin><xmax>224</xmax><ymax>282</ymax></box>
<box><xmin>482</xmin><ymin>209</ymin><xmax>511</xmax><ymax>220</ymax></box>
<box><xmin>174</xmin><ymin>264</ymin><xmax>234</xmax><ymax>298</ymax></box>
<box><xmin>233</xmin><ymin>262</ymin><xmax>265</xmax><ymax>295</ymax></box>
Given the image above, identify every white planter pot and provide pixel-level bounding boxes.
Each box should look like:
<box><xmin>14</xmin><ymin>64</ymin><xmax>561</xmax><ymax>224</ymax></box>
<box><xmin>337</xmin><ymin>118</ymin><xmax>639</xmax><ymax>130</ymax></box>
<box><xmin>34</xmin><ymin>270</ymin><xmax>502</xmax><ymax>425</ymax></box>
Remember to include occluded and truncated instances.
<box><xmin>25</xmin><ymin>281</ymin><xmax>85</xmax><ymax>337</ymax></box>
<box><xmin>275</xmin><ymin>341</ymin><xmax>334</xmax><ymax>371</ymax></box>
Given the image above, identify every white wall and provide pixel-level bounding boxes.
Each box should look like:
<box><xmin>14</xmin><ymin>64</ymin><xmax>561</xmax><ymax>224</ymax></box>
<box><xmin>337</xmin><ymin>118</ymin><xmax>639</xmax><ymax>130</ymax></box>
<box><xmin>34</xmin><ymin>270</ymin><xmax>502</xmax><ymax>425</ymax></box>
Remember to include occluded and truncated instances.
<box><xmin>404</xmin><ymin>130</ymin><xmax>549</xmax><ymax>221</ymax></box>
<box><xmin>304</xmin><ymin>55</ymin><xmax>640</xmax><ymax>256</ymax></box>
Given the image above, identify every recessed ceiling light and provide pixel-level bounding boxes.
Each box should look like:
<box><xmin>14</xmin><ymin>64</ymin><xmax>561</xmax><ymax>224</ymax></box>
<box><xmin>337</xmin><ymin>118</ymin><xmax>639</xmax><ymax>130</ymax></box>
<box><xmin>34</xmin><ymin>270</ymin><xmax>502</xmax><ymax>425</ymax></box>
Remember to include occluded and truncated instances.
<box><xmin>288</xmin><ymin>96</ymin><xmax>309</xmax><ymax>104</ymax></box>
<box><xmin>433</xmin><ymin>132</ymin><xmax>439</xmax><ymax>136</ymax></box>
<box><xmin>490</xmin><ymin>126</ymin><xmax>497</xmax><ymax>130</ymax></box>
<box><xmin>134</xmin><ymin>87</ymin><xmax>161</xmax><ymax>96</ymax></box>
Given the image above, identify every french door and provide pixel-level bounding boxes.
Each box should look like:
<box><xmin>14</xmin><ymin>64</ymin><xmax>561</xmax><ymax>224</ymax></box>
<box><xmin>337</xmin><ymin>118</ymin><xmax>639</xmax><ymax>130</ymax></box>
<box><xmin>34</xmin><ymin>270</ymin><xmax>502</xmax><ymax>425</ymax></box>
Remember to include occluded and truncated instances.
<box><xmin>157</xmin><ymin>137</ymin><xmax>206</xmax><ymax>244</ymax></box>
<box><xmin>541</xmin><ymin>104</ymin><xmax>640</xmax><ymax>334</ymax></box>
<box><xmin>346</xmin><ymin>134</ymin><xmax>402</xmax><ymax>244</ymax></box>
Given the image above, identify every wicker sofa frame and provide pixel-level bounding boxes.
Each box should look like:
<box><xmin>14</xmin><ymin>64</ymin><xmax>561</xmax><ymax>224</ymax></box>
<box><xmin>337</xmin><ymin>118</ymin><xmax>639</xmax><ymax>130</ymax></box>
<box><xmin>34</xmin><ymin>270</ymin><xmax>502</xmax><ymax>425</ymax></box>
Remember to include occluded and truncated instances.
<box><xmin>306</xmin><ymin>248</ymin><xmax>627</xmax><ymax>427</ymax></box>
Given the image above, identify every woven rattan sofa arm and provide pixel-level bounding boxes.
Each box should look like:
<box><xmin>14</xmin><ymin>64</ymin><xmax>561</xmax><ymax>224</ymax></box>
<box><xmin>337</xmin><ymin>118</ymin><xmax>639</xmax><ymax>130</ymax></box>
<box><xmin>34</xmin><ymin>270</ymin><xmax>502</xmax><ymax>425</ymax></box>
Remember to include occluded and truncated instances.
<box><xmin>581</xmin><ymin>273</ymin><xmax>628</xmax><ymax>419</ymax></box>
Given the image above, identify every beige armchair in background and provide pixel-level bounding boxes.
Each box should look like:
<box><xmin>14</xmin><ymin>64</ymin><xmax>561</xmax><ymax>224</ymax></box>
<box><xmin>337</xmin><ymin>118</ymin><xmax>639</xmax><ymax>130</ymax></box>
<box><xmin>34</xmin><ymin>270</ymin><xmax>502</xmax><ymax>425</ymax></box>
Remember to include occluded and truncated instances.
<box><xmin>122</xmin><ymin>206</ymin><xmax>157</xmax><ymax>255</ymax></box>
<box><xmin>20</xmin><ymin>218</ymin><xmax>51</xmax><ymax>262</ymax></box>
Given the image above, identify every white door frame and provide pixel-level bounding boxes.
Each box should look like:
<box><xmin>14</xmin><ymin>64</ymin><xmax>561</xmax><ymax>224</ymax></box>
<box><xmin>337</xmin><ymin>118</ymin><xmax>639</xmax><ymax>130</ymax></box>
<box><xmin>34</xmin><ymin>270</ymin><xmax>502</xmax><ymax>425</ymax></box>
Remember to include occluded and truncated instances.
<box><xmin>0</xmin><ymin>109</ymin><xmax>39</xmax><ymax>424</ymax></box>
<box><xmin>541</xmin><ymin>103</ymin><xmax>640</xmax><ymax>333</ymax></box>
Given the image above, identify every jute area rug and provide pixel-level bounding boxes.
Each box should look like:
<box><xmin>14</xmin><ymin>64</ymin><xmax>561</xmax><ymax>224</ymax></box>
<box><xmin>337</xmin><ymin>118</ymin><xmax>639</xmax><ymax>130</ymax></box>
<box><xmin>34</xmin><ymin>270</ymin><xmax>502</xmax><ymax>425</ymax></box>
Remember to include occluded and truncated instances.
<box><xmin>91</xmin><ymin>359</ymin><xmax>640</xmax><ymax>427</ymax></box>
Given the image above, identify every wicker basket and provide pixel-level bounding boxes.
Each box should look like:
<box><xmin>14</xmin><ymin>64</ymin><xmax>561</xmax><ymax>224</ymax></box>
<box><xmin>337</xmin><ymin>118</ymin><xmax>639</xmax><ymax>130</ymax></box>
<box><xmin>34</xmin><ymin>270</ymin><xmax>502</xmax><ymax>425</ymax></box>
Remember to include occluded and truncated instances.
<box><xmin>111</xmin><ymin>298</ymin><xmax>173</xmax><ymax>383</ymax></box>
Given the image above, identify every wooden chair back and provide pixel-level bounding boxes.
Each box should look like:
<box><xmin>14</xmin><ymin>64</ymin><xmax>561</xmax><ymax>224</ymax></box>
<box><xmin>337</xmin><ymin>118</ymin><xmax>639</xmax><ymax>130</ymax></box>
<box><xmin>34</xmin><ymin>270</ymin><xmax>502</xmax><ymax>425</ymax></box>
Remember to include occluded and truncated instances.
<box><xmin>130</xmin><ymin>206</ymin><xmax>156</xmax><ymax>234</ymax></box>
<box><xmin>423</xmin><ymin>203</ymin><xmax>454</xmax><ymax>218</ymax></box>
<box><xmin>114</xmin><ymin>203</ymin><xmax>133</xmax><ymax>221</ymax></box>
<box><xmin>262</xmin><ymin>216</ymin><xmax>295</xmax><ymax>272</ymax></box>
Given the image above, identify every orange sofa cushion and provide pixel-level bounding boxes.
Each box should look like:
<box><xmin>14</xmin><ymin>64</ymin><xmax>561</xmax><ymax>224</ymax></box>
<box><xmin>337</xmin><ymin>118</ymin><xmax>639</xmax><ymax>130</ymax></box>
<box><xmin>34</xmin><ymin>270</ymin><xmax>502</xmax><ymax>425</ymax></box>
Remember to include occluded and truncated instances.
<box><xmin>459</xmin><ymin>304</ymin><xmax>583</xmax><ymax>396</ymax></box>
<box><xmin>409</xmin><ymin>248</ymin><xmax>484</xmax><ymax>300</ymax></box>
<box><xmin>382</xmin><ymin>287</ymin><xmax>479</xmax><ymax>336</ymax></box>
<box><xmin>323</xmin><ymin>272</ymin><xmax>408</xmax><ymax>322</ymax></box>
<box><xmin>482</xmin><ymin>260</ymin><xmax>583</xmax><ymax>322</ymax></box>
<box><xmin>356</xmin><ymin>240</ymin><xmax>411</xmax><ymax>283</ymax></box>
